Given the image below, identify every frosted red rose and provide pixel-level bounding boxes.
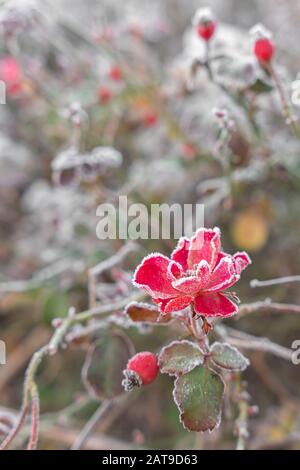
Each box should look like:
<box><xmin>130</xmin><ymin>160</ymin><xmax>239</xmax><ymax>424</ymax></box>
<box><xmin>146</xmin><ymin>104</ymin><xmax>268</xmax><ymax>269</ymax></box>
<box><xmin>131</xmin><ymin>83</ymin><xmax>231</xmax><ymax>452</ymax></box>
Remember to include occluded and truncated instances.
<box><xmin>133</xmin><ymin>227</ymin><xmax>251</xmax><ymax>318</ymax></box>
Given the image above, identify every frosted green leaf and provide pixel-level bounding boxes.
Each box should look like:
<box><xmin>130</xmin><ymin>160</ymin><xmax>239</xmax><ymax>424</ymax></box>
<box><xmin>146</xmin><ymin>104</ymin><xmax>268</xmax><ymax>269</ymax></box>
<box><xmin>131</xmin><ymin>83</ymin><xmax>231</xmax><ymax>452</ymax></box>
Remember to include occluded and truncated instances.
<box><xmin>173</xmin><ymin>365</ymin><xmax>224</xmax><ymax>432</ymax></box>
<box><xmin>211</xmin><ymin>342</ymin><xmax>249</xmax><ymax>371</ymax></box>
<box><xmin>158</xmin><ymin>340</ymin><xmax>204</xmax><ymax>376</ymax></box>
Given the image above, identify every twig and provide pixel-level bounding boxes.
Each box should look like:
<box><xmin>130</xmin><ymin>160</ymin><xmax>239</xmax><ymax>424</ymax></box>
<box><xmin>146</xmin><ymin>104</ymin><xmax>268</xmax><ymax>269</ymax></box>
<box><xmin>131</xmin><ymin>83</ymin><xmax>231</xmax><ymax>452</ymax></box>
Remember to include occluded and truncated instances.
<box><xmin>27</xmin><ymin>385</ymin><xmax>40</xmax><ymax>450</ymax></box>
<box><xmin>266</xmin><ymin>62</ymin><xmax>300</xmax><ymax>139</ymax></box>
<box><xmin>0</xmin><ymin>259</ymin><xmax>85</xmax><ymax>294</ymax></box>
<box><xmin>250</xmin><ymin>275</ymin><xmax>300</xmax><ymax>288</ymax></box>
<box><xmin>0</xmin><ymin>326</ymin><xmax>49</xmax><ymax>392</ymax></box>
<box><xmin>238</xmin><ymin>298</ymin><xmax>300</xmax><ymax>315</ymax></box>
<box><xmin>0</xmin><ymin>404</ymin><xmax>28</xmax><ymax>451</ymax></box>
<box><xmin>235</xmin><ymin>375</ymin><xmax>249</xmax><ymax>450</ymax></box>
<box><xmin>88</xmin><ymin>242</ymin><xmax>139</xmax><ymax>308</ymax></box>
<box><xmin>215</xmin><ymin>326</ymin><xmax>292</xmax><ymax>361</ymax></box>
<box><xmin>71</xmin><ymin>400</ymin><xmax>114</xmax><ymax>450</ymax></box>
<box><xmin>39</xmin><ymin>424</ymin><xmax>133</xmax><ymax>450</ymax></box>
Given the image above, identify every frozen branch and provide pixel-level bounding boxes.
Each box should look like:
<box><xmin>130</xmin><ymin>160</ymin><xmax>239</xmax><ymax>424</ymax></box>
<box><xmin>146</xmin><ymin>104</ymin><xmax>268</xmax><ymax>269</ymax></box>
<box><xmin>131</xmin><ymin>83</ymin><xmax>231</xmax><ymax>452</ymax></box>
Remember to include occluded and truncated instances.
<box><xmin>250</xmin><ymin>275</ymin><xmax>300</xmax><ymax>288</ymax></box>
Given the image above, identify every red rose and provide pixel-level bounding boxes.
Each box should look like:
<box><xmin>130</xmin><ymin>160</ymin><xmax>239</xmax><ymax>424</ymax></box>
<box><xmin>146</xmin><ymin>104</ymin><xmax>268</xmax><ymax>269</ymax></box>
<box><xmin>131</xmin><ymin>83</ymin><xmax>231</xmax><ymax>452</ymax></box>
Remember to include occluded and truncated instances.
<box><xmin>133</xmin><ymin>227</ymin><xmax>251</xmax><ymax>318</ymax></box>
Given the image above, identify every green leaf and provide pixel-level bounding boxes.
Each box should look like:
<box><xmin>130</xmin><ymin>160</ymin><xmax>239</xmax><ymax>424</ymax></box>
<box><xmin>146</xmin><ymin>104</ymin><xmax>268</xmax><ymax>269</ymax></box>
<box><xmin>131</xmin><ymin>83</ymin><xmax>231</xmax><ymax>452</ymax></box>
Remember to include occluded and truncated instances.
<box><xmin>173</xmin><ymin>365</ymin><xmax>224</xmax><ymax>432</ymax></box>
<box><xmin>249</xmin><ymin>77</ymin><xmax>273</xmax><ymax>94</ymax></box>
<box><xmin>82</xmin><ymin>331</ymin><xmax>134</xmax><ymax>400</ymax></box>
<box><xmin>210</xmin><ymin>342</ymin><xmax>249</xmax><ymax>371</ymax></box>
<box><xmin>42</xmin><ymin>290</ymin><xmax>69</xmax><ymax>323</ymax></box>
<box><xmin>125</xmin><ymin>301</ymin><xmax>171</xmax><ymax>324</ymax></box>
<box><xmin>158</xmin><ymin>340</ymin><xmax>204</xmax><ymax>376</ymax></box>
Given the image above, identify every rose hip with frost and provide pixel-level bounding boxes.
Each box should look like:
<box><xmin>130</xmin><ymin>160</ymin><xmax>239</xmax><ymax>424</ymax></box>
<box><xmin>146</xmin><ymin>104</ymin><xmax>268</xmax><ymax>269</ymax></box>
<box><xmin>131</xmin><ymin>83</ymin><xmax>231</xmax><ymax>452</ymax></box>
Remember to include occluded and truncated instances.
<box><xmin>98</xmin><ymin>86</ymin><xmax>112</xmax><ymax>103</ymax></box>
<box><xmin>250</xmin><ymin>23</ymin><xmax>275</xmax><ymax>63</ymax></box>
<box><xmin>193</xmin><ymin>7</ymin><xmax>217</xmax><ymax>42</ymax></box>
<box><xmin>109</xmin><ymin>65</ymin><xmax>122</xmax><ymax>82</ymax></box>
<box><xmin>0</xmin><ymin>56</ymin><xmax>24</xmax><ymax>96</ymax></box>
<box><xmin>122</xmin><ymin>352</ymin><xmax>159</xmax><ymax>391</ymax></box>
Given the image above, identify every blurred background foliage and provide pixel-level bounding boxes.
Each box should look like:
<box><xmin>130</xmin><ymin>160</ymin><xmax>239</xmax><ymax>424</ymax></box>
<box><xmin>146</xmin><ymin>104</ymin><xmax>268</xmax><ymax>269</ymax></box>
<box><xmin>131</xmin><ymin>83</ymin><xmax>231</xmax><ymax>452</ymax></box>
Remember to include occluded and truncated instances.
<box><xmin>0</xmin><ymin>0</ymin><xmax>300</xmax><ymax>450</ymax></box>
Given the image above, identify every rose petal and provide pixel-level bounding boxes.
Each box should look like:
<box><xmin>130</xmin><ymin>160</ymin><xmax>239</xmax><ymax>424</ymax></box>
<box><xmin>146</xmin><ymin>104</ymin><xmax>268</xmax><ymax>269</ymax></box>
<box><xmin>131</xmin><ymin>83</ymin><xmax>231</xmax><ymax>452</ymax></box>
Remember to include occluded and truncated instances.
<box><xmin>233</xmin><ymin>252</ymin><xmax>252</xmax><ymax>275</ymax></box>
<box><xmin>171</xmin><ymin>237</ymin><xmax>190</xmax><ymax>271</ymax></box>
<box><xmin>133</xmin><ymin>253</ymin><xmax>178</xmax><ymax>298</ymax></box>
<box><xmin>159</xmin><ymin>295</ymin><xmax>193</xmax><ymax>314</ymax></box>
<box><xmin>206</xmin><ymin>256</ymin><xmax>240</xmax><ymax>292</ymax></box>
<box><xmin>167</xmin><ymin>260</ymin><xmax>183</xmax><ymax>281</ymax></box>
<box><xmin>188</xmin><ymin>227</ymin><xmax>221</xmax><ymax>270</ymax></box>
<box><xmin>172</xmin><ymin>276</ymin><xmax>203</xmax><ymax>295</ymax></box>
<box><xmin>196</xmin><ymin>260</ymin><xmax>211</xmax><ymax>287</ymax></box>
<box><xmin>194</xmin><ymin>292</ymin><xmax>238</xmax><ymax>317</ymax></box>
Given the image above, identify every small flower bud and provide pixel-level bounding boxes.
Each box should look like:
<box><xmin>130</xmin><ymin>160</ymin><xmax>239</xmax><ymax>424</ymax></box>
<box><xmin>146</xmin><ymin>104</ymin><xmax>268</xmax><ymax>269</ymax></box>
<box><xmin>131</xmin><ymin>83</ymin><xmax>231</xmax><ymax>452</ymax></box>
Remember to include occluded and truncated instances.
<box><xmin>122</xmin><ymin>352</ymin><xmax>159</xmax><ymax>391</ymax></box>
<box><xmin>193</xmin><ymin>7</ymin><xmax>217</xmax><ymax>42</ymax></box>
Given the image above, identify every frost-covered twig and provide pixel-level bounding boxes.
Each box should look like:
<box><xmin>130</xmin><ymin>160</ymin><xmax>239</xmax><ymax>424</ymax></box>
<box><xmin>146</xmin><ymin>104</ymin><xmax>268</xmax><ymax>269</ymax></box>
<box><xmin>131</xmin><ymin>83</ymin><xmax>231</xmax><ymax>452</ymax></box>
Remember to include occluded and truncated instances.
<box><xmin>0</xmin><ymin>259</ymin><xmax>85</xmax><ymax>294</ymax></box>
<box><xmin>71</xmin><ymin>400</ymin><xmax>115</xmax><ymax>450</ymax></box>
<box><xmin>88</xmin><ymin>241</ymin><xmax>139</xmax><ymax>308</ymax></box>
<box><xmin>215</xmin><ymin>326</ymin><xmax>292</xmax><ymax>361</ymax></box>
<box><xmin>238</xmin><ymin>298</ymin><xmax>300</xmax><ymax>315</ymax></box>
<box><xmin>250</xmin><ymin>275</ymin><xmax>300</xmax><ymax>288</ymax></box>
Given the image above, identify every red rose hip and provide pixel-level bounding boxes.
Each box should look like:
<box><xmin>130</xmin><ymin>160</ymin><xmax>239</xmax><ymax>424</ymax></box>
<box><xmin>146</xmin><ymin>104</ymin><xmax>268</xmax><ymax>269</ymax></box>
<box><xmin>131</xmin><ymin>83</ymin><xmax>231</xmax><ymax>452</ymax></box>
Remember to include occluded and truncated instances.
<box><xmin>254</xmin><ymin>38</ymin><xmax>274</xmax><ymax>63</ymax></box>
<box><xmin>109</xmin><ymin>65</ymin><xmax>122</xmax><ymax>82</ymax></box>
<box><xmin>196</xmin><ymin>21</ymin><xmax>216</xmax><ymax>41</ymax></box>
<box><xmin>250</xmin><ymin>24</ymin><xmax>274</xmax><ymax>64</ymax></box>
<box><xmin>122</xmin><ymin>352</ymin><xmax>159</xmax><ymax>391</ymax></box>
<box><xmin>193</xmin><ymin>7</ymin><xmax>217</xmax><ymax>42</ymax></box>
